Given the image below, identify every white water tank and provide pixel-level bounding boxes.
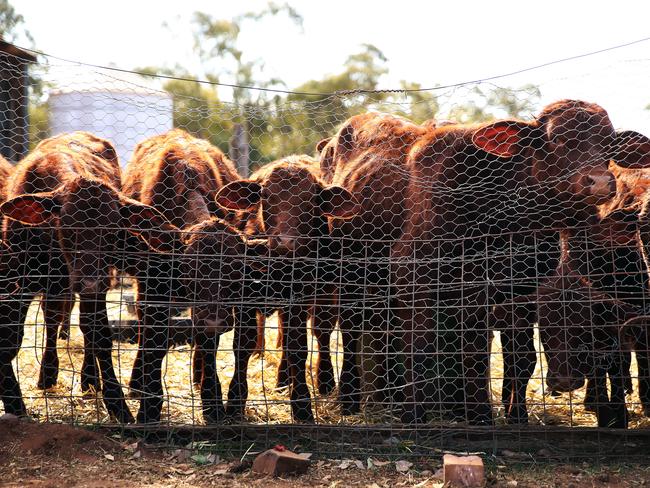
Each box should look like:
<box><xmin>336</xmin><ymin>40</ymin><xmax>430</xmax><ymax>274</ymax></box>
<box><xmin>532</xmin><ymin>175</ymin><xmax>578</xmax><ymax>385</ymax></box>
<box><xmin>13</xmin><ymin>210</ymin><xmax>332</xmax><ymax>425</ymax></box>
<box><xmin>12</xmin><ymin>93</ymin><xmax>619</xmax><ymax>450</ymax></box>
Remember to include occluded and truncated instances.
<box><xmin>48</xmin><ymin>72</ymin><xmax>173</xmax><ymax>166</ymax></box>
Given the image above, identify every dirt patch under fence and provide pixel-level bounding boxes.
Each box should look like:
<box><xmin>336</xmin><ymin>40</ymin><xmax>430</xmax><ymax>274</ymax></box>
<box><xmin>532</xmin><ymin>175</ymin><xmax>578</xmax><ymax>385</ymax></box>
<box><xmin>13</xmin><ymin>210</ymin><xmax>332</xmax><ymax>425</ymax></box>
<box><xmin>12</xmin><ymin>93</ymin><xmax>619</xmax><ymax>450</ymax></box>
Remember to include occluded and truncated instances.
<box><xmin>2</xmin><ymin>419</ymin><xmax>650</xmax><ymax>487</ymax></box>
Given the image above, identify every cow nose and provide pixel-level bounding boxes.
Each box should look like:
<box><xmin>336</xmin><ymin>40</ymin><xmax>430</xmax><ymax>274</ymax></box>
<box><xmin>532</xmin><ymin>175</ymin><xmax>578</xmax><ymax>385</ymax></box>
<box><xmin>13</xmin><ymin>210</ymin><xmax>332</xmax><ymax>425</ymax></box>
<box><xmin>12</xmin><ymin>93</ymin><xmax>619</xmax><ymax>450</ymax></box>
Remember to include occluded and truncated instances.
<box><xmin>587</xmin><ymin>171</ymin><xmax>616</xmax><ymax>202</ymax></box>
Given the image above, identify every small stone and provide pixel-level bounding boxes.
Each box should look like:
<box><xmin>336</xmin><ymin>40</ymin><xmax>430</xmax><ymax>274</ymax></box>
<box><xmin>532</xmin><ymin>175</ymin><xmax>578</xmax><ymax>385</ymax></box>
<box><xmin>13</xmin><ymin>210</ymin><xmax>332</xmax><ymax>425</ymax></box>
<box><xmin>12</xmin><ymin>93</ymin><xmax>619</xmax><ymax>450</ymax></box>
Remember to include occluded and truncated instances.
<box><xmin>252</xmin><ymin>446</ymin><xmax>310</xmax><ymax>477</ymax></box>
<box><xmin>443</xmin><ymin>454</ymin><xmax>485</xmax><ymax>487</ymax></box>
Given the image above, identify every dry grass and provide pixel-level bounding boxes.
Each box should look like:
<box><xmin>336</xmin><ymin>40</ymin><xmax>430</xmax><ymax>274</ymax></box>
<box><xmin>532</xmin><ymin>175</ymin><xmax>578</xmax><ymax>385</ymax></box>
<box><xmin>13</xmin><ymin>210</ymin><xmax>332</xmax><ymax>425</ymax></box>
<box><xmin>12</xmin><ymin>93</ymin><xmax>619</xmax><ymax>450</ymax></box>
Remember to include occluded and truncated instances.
<box><xmin>8</xmin><ymin>287</ymin><xmax>650</xmax><ymax>428</ymax></box>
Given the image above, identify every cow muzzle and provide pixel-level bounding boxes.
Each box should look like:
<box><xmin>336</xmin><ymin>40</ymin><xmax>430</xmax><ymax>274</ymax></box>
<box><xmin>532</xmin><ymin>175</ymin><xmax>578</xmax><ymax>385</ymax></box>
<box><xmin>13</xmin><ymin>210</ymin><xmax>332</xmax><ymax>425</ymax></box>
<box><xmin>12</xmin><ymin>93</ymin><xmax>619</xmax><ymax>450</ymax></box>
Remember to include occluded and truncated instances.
<box><xmin>581</xmin><ymin>170</ymin><xmax>616</xmax><ymax>204</ymax></box>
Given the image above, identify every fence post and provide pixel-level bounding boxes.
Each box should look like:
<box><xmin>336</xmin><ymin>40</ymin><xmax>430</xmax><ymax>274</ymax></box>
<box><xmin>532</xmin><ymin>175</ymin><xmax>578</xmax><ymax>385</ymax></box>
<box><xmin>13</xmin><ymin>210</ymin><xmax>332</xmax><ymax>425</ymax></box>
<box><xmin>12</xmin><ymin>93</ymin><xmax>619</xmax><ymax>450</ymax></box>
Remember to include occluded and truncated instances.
<box><xmin>230</xmin><ymin>122</ymin><xmax>250</xmax><ymax>177</ymax></box>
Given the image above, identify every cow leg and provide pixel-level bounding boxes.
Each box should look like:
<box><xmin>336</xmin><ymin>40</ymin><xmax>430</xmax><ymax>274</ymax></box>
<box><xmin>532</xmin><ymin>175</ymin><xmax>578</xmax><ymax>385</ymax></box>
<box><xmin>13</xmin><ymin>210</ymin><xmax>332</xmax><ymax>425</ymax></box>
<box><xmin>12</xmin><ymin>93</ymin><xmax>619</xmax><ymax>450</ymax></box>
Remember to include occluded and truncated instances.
<box><xmin>227</xmin><ymin>307</ymin><xmax>258</xmax><ymax>419</ymax></box>
<box><xmin>590</xmin><ymin>364</ymin><xmax>612</xmax><ymax>428</ymax></box>
<box><xmin>396</xmin><ymin>295</ymin><xmax>435</xmax><ymax>424</ymax></box>
<box><xmin>194</xmin><ymin>327</ymin><xmax>225</xmax><ymax>424</ymax></box>
<box><xmin>312</xmin><ymin>296</ymin><xmax>337</xmax><ymax>396</ymax></box>
<box><xmin>605</xmin><ymin>352</ymin><xmax>629</xmax><ymax>429</ymax></box>
<box><xmin>79</xmin><ymin>297</ymin><xmax>133</xmax><ymax>423</ymax></box>
<box><xmin>463</xmin><ymin>323</ymin><xmax>493</xmax><ymax>426</ymax></box>
<box><xmin>38</xmin><ymin>294</ymin><xmax>70</xmax><ymax>390</ymax></box>
<box><xmin>500</xmin><ymin>324</ymin><xmax>536</xmax><ymax>424</ymax></box>
<box><xmin>337</xmin><ymin>303</ymin><xmax>362</xmax><ymax>415</ymax></box>
<box><xmin>275</xmin><ymin>309</ymin><xmax>291</xmax><ymax>390</ymax></box>
<box><xmin>583</xmin><ymin>377</ymin><xmax>599</xmax><ymax>412</ymax></box>
<box><xmin>192</xmin><ymin>344</ymin><xmax>204</xmax><ymax>388</ymax></box>
<box><xmin>621</xmin><ymin>349</ymin><xmax>633</xmax><ymax>395</ymax></box>
<box><xmin>285</xmin><ymin>305</ymin><xmax>313</xmax><ymax>423</ymax></box>
<box><xmin>73</xmin><ymin>296</ymin><xmax>102</xmax><ymax>394</ymax></box>
<box><xmin>128</xmin><ymin>303</ymin><xmax>145</xmax><ymax>398</ymax></box>
<box><xmin>0</xmin><ymin>298</ymin><xmax>31</xmax><ymax>416</ymax></box>
<box><xmin>634</xmin><ymin>331</ymin><xmax>650</xmax><ymax>416</ymax></box>
<box><xmin>135</xmin><ymin>305</ymin><xmax>170</xmax><ymax>424</ymax></box>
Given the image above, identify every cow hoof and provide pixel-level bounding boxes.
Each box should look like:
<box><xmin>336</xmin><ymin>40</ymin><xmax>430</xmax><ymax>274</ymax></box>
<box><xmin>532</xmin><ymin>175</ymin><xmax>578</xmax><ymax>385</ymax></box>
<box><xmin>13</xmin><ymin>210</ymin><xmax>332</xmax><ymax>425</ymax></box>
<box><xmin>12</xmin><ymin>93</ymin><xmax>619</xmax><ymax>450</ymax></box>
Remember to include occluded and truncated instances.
<box><xmin>204</xmin><ymin>407</ymin><xmax>227</xmax><ymax>424</ymax></box>
<box><xmin>291</xmin><ymin>402</ymin><xmax>315</xmax><ymax>424</ymax></box>
<box><xmin>37</xmin><ymin>375</ymin><xmax>58</xmax><ymax>391</ymax></box>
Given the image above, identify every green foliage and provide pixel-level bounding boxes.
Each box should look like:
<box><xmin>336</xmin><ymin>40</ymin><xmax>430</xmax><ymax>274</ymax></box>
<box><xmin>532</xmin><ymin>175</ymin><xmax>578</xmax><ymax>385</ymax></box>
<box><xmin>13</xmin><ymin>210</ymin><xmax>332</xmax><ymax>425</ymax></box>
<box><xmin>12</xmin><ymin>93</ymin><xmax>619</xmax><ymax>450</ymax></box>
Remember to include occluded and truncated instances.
<box><xmin>0</xmin><ymin>0</ymin><xmax>33</xmax><ymax>44</ymax></box>
<box><xmin>447</xmin><ymin>84</ymin><xmax>541</xmax><ymax>123</ymax></box>
<box><xmin>28</xmin><ymin>101</ymin><xmax>48</xmax><ymax>150</ymax></box>
<box><xmin>25</xmin><ymin>2</ymin><xmax>543</xmax><ymax>168</ymax></box>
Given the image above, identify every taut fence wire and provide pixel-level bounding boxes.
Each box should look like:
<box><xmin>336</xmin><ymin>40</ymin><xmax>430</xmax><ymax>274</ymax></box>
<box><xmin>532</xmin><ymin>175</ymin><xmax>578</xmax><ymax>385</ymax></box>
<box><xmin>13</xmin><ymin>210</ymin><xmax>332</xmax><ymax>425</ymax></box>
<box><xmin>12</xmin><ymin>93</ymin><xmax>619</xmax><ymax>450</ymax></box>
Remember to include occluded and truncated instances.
<box><xmin>1</xmin><ymin>47</ymin><xmax>650</xmax><ymax>460</ymax></box>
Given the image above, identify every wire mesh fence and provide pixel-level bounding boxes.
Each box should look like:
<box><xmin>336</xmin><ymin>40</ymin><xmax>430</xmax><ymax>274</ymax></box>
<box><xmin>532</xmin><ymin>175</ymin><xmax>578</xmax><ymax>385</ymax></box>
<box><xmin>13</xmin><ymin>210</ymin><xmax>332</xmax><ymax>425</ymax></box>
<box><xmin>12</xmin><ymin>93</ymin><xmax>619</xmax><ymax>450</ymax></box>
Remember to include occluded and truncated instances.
<box><xmin>3</xmin><ymin>46</ymin><xmax>650</xmax><ymax>460</ymax></box>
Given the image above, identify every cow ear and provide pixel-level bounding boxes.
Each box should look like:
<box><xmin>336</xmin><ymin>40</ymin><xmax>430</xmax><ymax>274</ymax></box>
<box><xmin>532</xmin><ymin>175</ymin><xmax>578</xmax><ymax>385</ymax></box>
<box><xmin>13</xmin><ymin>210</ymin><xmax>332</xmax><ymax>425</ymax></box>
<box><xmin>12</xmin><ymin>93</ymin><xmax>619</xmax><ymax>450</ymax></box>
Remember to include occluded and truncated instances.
<box><xmin>319</xmin><ymin>186</ymin><xmax>361</xmax><ymax>219</ymax></box>
<box><xmin>0</xmin><ymin>192</ymin><xmax>62</xmax><ymax>225</ymax></box>
<box><xmin>338</xmin><ymin>123</ymin><xmax>355</xmax><ymax>153</ymax></box>
<box><xmin>614</xmin><ymin>130</ymin><xmax>650</xmax><ymax>168</ymax></box>
<box><xmin>471</xmin><ymin>120</ymin><xmax>532</xmax><ymax>158</ymax></box>
<box><xmin>316</xmin><ymin>138</ymin><xmax>331</xmax><ymax>153</ymax></box>
<box><xmin>215</xmin><ymin>181</ymin><xmax>262</xmax><ymax>211</ymax></box>
<box><xmin>119</xmin><ymin>199</ymin><xmax>180</xmax><ymax>253</ymax></box>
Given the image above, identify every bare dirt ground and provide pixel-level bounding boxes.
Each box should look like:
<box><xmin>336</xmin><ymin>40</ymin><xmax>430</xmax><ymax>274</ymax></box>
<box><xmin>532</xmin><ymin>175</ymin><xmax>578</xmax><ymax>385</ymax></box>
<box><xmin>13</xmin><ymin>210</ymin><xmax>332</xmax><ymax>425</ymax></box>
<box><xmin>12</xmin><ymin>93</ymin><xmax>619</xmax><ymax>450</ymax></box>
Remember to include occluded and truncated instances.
<box><xmin>2</xmin><ymin>419</ymin><xmax>650</xmax><ymax>488</ymax></box>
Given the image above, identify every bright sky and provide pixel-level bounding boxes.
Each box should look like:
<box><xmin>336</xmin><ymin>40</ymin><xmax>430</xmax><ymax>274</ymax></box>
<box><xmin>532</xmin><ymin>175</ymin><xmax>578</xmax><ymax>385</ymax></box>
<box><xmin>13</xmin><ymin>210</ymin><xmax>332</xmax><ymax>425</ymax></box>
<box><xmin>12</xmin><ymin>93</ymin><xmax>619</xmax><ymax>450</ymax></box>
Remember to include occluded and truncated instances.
<box><xmin>15</xmin><ymin>0</ymin><xmax>650</xmax><ymax>133</ymax></box>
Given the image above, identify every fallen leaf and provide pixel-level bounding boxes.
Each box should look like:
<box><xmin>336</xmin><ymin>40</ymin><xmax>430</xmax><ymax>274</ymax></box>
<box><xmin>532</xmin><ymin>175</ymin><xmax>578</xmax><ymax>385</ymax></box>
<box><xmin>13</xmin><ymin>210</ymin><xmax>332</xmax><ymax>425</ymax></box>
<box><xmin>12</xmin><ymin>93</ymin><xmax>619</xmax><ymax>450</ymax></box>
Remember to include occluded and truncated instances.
<box><xmin>104</xmin><ymin>454</ymin><xmax>115</xmax><ymax>462</ymax></box>
<box><xmin>354</xmin><ymin>460</ymin><xmax>364</xmax><ymax>470</ymax></box>
<box><xmin>339</xmin><ymin>459</ymin><xmax>353</xmax><ymax>470</ymax></box>
<box><xmin>371</xmin><ymin>459</ymin><xmax>392</xmax><ymax>467</ymax></box>
<box><xmin>395</xmin><ymin>460</ymin><xmax>413</xmax><ymax>473</ymax></box>
<box><xmin>131</xmin><ymin>451</ymin><xmax>142</xmax><ymax>460</ymax></box>
<box><xmin>191</xmin><ymin>454</ymin><xmax>210</xmax><ymax>465</ymax></box>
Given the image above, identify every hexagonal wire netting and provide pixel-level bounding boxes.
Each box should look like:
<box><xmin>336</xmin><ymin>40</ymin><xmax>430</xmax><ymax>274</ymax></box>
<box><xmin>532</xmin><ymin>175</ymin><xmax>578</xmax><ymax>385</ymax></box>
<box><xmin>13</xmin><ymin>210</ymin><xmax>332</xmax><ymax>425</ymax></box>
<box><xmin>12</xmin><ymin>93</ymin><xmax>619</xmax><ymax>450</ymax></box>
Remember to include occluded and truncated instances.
<box><xmin>3</xmin><ymin>47</ymin><xmax>650</xmax><ymax>460</ymax></box>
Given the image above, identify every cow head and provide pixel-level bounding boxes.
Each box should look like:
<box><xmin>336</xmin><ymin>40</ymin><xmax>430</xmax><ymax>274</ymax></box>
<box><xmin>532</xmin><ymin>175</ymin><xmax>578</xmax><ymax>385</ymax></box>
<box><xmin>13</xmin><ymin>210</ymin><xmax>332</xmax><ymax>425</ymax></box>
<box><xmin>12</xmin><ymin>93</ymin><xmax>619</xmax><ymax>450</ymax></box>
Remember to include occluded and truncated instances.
<box><xmin>471</xmin><ymin>100</ymin><xmax>617</xmax><ymax>220</ymax></box>
<box><xmin>215</xmin><ymin>158</ymin><xmax>360</xmax><ymax>256</ymax></box>
<box><xmin>182</xmin><ymin>219</ymin><xmax>267</xmax><ymax>333</ymax></box>
<box><xmin>0</xmin><ymin>178</ymin><xmax>179</xmax><ymax>296</ymax></box>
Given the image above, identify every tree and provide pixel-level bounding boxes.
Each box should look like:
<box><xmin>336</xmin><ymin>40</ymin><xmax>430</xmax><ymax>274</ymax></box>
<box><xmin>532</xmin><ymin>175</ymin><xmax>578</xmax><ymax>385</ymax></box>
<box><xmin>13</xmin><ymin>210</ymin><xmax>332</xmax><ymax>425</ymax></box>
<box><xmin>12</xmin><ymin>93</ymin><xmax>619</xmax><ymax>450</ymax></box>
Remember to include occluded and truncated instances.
<box><xmin>0</xmin><ymin>1</ymin><xmax>46</xmax><ymax>150</ymax></box>
<box><xmin>272</xmin><ymin>44</ymin><xmax>391</xmax><ymax>157</ymax></box>
<box><xmin>152</xmin><ymin>3</ymin><xmax>306</xmax><ymax>170</ymax></box>
<box><xmin>0</xmin><ymin>0</ymin><xmax>33</xmax><ymax>45</ymax></box>
<box><xmin>447</xmin><ymin>84</ymin><xmax>541</xmax><ymax>123</ymax></box>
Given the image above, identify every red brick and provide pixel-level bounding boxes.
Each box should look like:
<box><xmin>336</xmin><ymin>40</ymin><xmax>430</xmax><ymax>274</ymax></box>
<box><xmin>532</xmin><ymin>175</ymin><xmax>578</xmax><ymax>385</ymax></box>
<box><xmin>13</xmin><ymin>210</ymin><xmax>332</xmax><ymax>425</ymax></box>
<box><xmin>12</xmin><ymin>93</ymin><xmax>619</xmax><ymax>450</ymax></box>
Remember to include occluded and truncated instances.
<box><xmin>443</xmin><ymin>454</ymin><xmax>485</xmax><ymax>487</ymax></box>
<box><xmin>252</xmin><ymin>447</ymin><xmax>310</xmax><ymax>476</ymax></box>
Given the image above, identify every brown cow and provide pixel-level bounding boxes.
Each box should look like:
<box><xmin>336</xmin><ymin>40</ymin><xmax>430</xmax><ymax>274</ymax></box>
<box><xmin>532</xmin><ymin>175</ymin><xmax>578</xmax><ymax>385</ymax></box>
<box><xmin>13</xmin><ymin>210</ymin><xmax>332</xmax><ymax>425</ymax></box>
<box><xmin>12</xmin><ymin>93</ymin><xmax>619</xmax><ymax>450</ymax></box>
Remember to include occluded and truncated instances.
<box><xmin>493</xmin><ymin>233</ymin><xmax>638</xmax><ymax>429</ymax></box>
<box><xmin>0</xmin><ymin>132</ymin><xmax>172</xmax><ymax>422</ymax></box>
<box><xmin>122</xmin><ymin>129</ymin><xmax>246</xmax><ymax>423</ymax></box>
<box><xmin>216</xmin><ymin>155</ymin><xmax>360</xmax><ymax>422</ymax></box>
<box><xmin>180</xmin><ymin>218</ymin><xmax>267</xmax><ymax>421</ymax></box>
<box><xmin>316</xmin><ymin>112</ymin><xmax>432</xmax><ymax>414</ymax></box>
<box><xmin>490</xmin><ymin>131</ymin><xmax>650</xmax><ymax>428</ymax></box>
<box><xmin>393</xmin><ymin>99</ymin><xmax>617</xmax><ymax>424</ymax></box>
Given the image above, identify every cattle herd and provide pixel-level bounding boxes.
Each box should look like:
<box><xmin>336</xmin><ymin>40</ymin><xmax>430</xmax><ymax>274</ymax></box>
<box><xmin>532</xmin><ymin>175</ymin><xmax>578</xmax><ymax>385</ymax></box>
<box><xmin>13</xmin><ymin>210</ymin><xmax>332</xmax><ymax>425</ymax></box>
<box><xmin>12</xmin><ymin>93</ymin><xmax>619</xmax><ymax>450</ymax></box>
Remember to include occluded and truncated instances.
<box><xmin>3</xmin><ymin>99</ymin><xmax>650</xmax><ymax>430</ymax></box>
